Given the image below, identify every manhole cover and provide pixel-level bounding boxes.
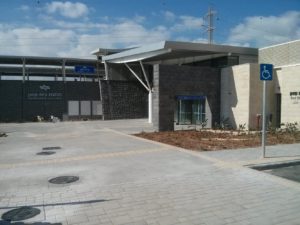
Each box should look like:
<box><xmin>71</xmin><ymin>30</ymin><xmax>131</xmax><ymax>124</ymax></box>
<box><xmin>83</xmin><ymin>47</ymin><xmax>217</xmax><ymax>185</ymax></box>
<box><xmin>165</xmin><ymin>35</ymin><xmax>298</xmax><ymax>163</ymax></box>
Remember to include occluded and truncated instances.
<box><xmin>49</xmin><ymin>176</ymin><xmax>79</xmax><ymax>184</ymax></box>
<box><xmin>36</xmin><ymin>151</ymin><xmax>56</xmax><ymax>155</ymax></box>
<box><xmin>1</xmin><ymin>206</ymin><xmax>41</xmax><ymax>221</ymax></box>
<box><xmin>43</xmin><ymin>146</ymin><xmax>61</xmax><ymax>150</ymax></box>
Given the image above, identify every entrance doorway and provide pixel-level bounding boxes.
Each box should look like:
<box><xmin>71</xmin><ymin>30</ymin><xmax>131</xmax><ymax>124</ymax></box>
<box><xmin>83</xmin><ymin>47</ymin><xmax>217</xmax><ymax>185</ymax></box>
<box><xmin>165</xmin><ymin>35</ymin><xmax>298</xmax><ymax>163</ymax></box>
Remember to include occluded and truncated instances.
<box><xmin>275</xmin><ymin>94</ymin><xmax>281</xmax><ymax>128</ymax></box>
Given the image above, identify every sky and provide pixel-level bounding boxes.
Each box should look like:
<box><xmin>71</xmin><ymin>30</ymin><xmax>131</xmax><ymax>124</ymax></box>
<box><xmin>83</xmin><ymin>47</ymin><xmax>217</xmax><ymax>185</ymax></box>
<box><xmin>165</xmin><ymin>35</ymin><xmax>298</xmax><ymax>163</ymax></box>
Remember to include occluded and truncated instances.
<box><xmin>0</xmin><ymin>0</ymin><xmax>299</xmax><ymax>58</ymax></box>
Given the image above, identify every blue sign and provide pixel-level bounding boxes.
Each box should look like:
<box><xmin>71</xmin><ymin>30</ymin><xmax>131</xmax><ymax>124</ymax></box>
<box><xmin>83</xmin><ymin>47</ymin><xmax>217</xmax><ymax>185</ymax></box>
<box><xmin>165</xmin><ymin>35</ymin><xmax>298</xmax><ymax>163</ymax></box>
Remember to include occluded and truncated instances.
<box><xmin>260</xmin><ymin>64</ymin><xmax>273</xmax><ymax>81</ymax></box>
<box><xmin>74</xmin><ymin>65</ymin><xmax>95</xmax><ymax>74</ymax></box>
<box><xmin>177</xmin><ymin>95</ymin><xmax>206</xmax><ymax>100</ymax></box>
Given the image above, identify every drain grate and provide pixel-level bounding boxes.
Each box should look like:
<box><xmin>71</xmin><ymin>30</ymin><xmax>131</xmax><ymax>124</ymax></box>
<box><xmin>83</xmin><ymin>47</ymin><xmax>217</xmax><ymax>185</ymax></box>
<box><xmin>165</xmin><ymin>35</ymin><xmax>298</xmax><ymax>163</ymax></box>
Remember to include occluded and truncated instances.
<box><xmin>43</xmin><ymin>146</ymin><xmax>62</xmax><ymax>150</ymax></box>
<box><xmin>1</xmin><ymin>206</ymin><xmax>41</xmax><ymax>221</ymax></box>
<box><xmin>49</xmin><ymin>176</ymin><xmax>79</xmax><ymax>184</ymax></box>
<box><xmin>36</xmin><ymin>151</ymin><xmax>56</xmax><ymax>155</ymax></box>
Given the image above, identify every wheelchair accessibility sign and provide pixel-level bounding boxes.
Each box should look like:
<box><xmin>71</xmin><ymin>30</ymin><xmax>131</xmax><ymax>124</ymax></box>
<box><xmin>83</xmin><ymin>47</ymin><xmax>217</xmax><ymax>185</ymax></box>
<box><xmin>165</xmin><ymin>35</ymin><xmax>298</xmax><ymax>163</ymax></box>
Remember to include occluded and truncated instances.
<box><xmin>260</xmin><ymin>64</ymin><xmax>273</xmax><ymax>81</ymax></box>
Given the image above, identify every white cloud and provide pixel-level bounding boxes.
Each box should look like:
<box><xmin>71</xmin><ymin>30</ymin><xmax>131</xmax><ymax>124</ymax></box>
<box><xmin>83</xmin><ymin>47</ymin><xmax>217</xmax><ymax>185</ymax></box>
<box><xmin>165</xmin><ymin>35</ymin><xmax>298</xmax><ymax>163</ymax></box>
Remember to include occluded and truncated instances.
<box><xmin>46</xmin><ymin>1</ymin><xmax>89</xmax><ymax>19</ymax></box>
<box><xmin>180</xmin><ymin>16</ymin><xmax>204</xmax><ymax>29</ymax></box>
<box><xmin>0</xmin><ymin>26</ymin><xmax>76</xmax><ymax>57</ymax></box>
<box><xmin>59</xmin><ymin>23</ymin><xmax>169</xmax><ymax>57</ymax></box>
<box><xmin>133</xmin><ymin>15</ymin><xmax>146</xmax><ymax>23</ymax></box>
<box><xmin>164</xmin><ymin>11</ymin><xmax>176</xmax><ymax>22</ymax></box>
<box><xmin>19</xmin><ymin>5</ymin><xmax>30</xmax><ymax>11</ymax></box>
<box><xmin>40</xmin><ymin>16</ymin><xmax>109</xmax><ymax>31</ymax></box>
<box><xmin>192</xmin><ymin>37</ymin><xmax>209</xmax><ymax>43</ymax></box>
<box><xmin>0</xmin><ymin>8</ymin><xmax>208</xmax><ymax>59</ymax></box>
<box><xmin>228</xmin><ymin>11</ymin><xmax>300</xmax><ymax>47</ymax></box>
<box><xmin>0</xmin><ymin>19</ymin><xmax>170</xmax><ymax>59</ymax></box>
<box><xmin>172</xmin><ymin>16</ymin><xmax>204</xmax><ymax>31</ymax></box>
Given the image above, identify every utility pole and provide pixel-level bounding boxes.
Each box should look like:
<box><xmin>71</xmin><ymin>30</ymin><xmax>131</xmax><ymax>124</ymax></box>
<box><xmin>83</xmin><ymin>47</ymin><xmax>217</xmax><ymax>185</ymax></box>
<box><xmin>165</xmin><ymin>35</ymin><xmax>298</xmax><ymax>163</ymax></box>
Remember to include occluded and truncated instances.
<box><xmin>203</xmin><ymin>6</ymin><xmax>216</xmax><ymax>44</ymax></box>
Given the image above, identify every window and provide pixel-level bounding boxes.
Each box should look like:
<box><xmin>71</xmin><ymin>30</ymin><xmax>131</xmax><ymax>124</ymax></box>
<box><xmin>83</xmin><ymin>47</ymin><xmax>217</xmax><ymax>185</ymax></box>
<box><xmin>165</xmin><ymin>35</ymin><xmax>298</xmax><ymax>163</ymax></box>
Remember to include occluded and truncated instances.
<box><xmin>175</xmin><ymin>96</ymin><xmax>206</xmax><ymax>125</ymax></box>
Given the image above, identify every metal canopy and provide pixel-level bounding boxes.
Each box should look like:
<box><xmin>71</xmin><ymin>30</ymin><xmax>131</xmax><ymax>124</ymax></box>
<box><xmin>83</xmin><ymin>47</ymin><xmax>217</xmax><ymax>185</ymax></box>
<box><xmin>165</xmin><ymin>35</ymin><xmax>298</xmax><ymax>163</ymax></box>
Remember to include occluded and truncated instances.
<box><xmin>101</xmin><ymin>41</ymin><xmax>258</xmax><ymax>64</ymax></box>
<box><xmin>90</xmin><ymin>48</ymin><xmax>132</xmax><ymax>56</ymax></box>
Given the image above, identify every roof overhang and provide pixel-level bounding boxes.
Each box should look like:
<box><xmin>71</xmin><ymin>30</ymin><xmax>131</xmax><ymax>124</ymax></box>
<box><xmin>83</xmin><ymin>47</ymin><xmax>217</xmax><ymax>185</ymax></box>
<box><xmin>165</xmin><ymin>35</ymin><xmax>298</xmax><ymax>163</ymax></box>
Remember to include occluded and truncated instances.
<box><xmin>91</xmin><ymin>47</ymin><xmax>134</xmax><ymax>56</ymax></box>
<box><xmin>101</xmin><ymin>41</ymin><xmax>258</xmax><ymax>64</ymax></box>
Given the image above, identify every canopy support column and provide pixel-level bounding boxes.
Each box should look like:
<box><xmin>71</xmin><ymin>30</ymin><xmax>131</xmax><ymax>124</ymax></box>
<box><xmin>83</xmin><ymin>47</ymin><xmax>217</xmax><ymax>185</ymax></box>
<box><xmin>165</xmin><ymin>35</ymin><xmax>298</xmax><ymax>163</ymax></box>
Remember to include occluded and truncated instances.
<box><xmin>104</xmin><ymin>62</ymin><xmax>109</xmax><ymax>80</ymax></box>
<box><xmin>62</xmin><ymin>59</ymin><xmax>66</xmax><ymax>83</ymax></box>
<box><xmin>22</xmin><ymin>58</ymin><xmax>26</xmax><ymax>83</ymax></box>
<box><xmin>139</xmin><ymin>61</ymin><xmax>152</xmax><ymax>124</ymax></box>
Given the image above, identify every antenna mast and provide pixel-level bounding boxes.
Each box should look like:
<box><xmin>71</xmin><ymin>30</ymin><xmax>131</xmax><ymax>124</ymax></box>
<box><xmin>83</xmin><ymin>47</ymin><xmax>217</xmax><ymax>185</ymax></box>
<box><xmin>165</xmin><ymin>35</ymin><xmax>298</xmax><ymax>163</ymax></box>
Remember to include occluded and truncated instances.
<box><xmin>204</xmin><ymin>6</ymin><xmax>216</xmax><ymax>44</ymax></box>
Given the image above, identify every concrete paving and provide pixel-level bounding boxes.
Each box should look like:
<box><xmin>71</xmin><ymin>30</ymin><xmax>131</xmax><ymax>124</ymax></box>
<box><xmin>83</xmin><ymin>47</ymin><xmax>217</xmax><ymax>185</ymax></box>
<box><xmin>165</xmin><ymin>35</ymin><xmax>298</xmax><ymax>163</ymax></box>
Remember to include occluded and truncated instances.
<box><xmin>0</xmin><ymin>119</ymin><xmax>299</xmax><ymax>225</ymax></box>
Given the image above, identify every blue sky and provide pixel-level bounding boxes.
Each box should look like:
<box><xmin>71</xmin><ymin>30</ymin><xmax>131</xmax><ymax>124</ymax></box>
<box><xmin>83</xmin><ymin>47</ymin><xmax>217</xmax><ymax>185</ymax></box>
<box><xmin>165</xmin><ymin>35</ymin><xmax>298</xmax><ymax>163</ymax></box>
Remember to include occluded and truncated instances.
<box><xmin>0</xmin><ymin>0</ymin><xmax>299</xmax><ymax>58</ymax></box>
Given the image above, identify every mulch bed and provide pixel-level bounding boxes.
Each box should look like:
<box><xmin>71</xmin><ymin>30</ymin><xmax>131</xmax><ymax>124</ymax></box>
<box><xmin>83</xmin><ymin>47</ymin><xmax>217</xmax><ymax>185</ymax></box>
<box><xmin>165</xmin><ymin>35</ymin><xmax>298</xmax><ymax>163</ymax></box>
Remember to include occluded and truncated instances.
<box><xmin>135</xmin><ymin>130</ymin><xmax>300</xmax><ymax>151</ymax></box>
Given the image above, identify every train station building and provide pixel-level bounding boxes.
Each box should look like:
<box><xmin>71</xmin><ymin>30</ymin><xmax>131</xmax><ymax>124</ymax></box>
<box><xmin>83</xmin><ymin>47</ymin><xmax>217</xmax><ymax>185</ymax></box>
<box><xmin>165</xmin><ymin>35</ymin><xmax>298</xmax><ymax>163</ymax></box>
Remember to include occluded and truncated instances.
<box><xmin>0</xmin><ymin>39</ymin><xmax>299</xmax><ymax>131</ymax></box>
<box><xmin>94</xmin><ymin>41</ymin><xmax>258</xmax><ymax>131</ymax></box>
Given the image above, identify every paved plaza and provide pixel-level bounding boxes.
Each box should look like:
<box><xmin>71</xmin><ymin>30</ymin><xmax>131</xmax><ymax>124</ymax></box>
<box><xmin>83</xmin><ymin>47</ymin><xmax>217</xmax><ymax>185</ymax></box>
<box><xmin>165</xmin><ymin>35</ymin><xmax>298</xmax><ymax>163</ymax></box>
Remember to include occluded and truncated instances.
<box><xmin>0</xmin><ymin>119</ymin><xmax>299</xmax><ymax>225</ymax></box>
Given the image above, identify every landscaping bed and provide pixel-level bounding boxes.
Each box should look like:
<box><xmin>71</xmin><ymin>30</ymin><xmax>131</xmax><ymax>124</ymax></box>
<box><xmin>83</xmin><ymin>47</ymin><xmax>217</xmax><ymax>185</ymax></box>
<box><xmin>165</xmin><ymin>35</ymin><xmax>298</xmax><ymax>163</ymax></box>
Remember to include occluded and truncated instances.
<box><xmin>135</xmin><ymin>130</ymin><xmax>300</xmax><ymax>151</ymax></box>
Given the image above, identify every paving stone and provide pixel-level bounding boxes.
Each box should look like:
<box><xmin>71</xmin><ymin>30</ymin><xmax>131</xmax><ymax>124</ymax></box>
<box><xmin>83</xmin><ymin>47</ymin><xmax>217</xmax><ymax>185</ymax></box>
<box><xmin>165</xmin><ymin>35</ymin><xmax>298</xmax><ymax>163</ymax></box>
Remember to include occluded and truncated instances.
<box><xmin>0</xmin><ymin>120</ymin><xmax>299</xmax><ymax>225</ymax></box>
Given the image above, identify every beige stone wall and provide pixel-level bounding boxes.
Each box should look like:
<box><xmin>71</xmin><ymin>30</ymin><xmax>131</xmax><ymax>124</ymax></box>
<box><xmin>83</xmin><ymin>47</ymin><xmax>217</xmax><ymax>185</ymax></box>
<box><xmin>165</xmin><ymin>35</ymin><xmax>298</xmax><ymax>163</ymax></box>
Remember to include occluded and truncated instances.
<box><xmin>222</xmin><ymin>40</ymin><xmax>300</xmax><ymax>130</ymax></box>
<box><xmin>221</xmin><ymin>64</ymin><xmax>251</xmax><ymax>129</ymax></box>
<box><xmin>221</xmin><ymin>63</ymin><xmax>274</xmax><ymax>130</ymax></box>
<box><xmin>249</xmin><ymin>64</ymin><xmax>263</xmax><ymax>130</ymax></box>
<box><xmin>275</xmin><ymin>65</ymin><xmax>300</xmax><ymax>125</ymax></box>
<box><xmin>260</xmin><ymin>40</ymin><xmax>300</xmax><ymax>127</ymax></box>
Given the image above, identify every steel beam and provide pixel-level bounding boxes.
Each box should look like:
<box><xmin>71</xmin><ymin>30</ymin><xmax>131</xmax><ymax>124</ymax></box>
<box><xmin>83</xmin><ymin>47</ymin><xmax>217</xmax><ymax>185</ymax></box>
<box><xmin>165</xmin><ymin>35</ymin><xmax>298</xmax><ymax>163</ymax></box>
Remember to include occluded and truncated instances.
<box><xmin>124</xmin><ymin>63</ymin><xmax>150</xmax><ymax>92</ymax></box>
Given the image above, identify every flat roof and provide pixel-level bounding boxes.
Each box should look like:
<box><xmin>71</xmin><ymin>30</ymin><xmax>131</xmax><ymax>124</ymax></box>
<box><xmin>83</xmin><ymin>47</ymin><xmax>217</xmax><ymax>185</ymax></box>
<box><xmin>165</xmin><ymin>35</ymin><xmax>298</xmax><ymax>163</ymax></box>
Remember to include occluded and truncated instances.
<box><xmin>259</xmin><ymin>39</ymin><xmax>300</xmax><ymax>50</ymax></box>
<box><xmin>0</xmin><ymin>55</ymin><xmax>97</xmax><ymax>66</ymax></box>
<box><xmin>0</xmin><ymin>65</ymin><xmax>105</xmax><ymax>77</ymax></box>
<box><xmin>101</xmin><ymin>41</ymin><xmax>258</xmax><ymax>64</ymax></box>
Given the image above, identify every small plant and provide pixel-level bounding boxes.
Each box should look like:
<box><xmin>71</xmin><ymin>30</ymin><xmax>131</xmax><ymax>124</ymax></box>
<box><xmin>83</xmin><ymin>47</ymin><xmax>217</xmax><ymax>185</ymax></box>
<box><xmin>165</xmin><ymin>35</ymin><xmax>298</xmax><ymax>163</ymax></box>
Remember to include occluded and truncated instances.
<box><xmin>214</xmin><ymin>117</ymin><xmax>232</xmax><ymax>130</ymax></box>
<box><xmin>267</xmin><ymin>123</ymin><xmax>277</xmax><ymax>135</ymax></box>
<box><xmin>283</xmin><ymin>122</ymin><xmax>299</xmax><ymax>135</ymax></box>
<box><xmin>237</xmin><ymin>123</ymin><xmax>246</xmax><ymax>135</ymax></box>
<box><xmin>213</xmin><ymin>122</ymin><xmax>220</xmax><ymax>130</ymax></box>
<box><xmin>199</xmin><ymin>119</ymin><xmax>208</xmax><ymax>129</ymax></box>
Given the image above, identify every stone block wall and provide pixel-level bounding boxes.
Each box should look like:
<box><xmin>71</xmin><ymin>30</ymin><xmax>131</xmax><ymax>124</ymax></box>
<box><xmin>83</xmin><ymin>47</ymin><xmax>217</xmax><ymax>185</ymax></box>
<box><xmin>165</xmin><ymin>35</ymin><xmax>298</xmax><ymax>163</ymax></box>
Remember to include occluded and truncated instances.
<box><xmin>153</xmin><ymin>64</ymin><xmax>220</xmax><ymax>131</ymax></box>
<box><xmin>101</xmin><ymin>80</ymin><xmax>148</xmax><ymax>120</ymax></box>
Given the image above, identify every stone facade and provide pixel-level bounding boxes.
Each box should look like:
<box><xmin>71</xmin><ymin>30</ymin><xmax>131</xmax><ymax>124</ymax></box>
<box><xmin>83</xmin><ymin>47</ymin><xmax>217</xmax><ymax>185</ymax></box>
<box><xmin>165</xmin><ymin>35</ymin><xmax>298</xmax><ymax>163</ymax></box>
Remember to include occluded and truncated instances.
<box><xmin>101</xmin><ymin>80</ymin><xmax>148</xmax><ymax>120</ymax></box>
<box><xmin>220</xmin><ymin>62</ymin><xmax>300</xmax><ymax>130</ymax></box>
<box><xmin>260</xmin><ymin>40</ymin><xmax>300</xmax><ymax>127</ymax></box>
<box><xmin>273</xmin><ymin>65</ymin><xmax>300</xmax><ymax>126</ymax></box>
<box><xmin>220</xmin><ymin>63</ymin><xmax>263</xmax><ymax>130</ymax></box>
<box><xmin>153</xmin><ymin>64</ymin><xmax>220</xmax><ymax>131</ymax></box>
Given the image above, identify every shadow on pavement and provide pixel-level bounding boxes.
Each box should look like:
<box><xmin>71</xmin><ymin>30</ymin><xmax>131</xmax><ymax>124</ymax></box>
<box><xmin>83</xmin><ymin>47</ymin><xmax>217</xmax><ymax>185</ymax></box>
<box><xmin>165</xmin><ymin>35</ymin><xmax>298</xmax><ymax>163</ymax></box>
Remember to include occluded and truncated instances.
<box><xmin>0</xmin><ymin>221</ymin><xmax>61</xmax><ymax>225</ymax></box>
<box><xmin>0</xmin><ymin>199</ymin><xmax>112</xmax><ymax>225</ymax></box>
<box><xmin>0</xmin><ymin>199</ymin><xmax>110</xmax><ymax>210</ymax></box>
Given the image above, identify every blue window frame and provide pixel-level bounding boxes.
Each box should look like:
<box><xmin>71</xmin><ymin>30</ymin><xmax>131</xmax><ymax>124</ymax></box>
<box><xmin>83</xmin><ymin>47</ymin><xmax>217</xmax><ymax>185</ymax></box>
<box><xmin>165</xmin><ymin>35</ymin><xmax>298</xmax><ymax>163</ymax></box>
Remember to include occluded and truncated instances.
<box><xmin>175</xmin><ymin>96</ymin><xmax>206</xmax><ymax>125</ymax></box>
